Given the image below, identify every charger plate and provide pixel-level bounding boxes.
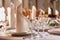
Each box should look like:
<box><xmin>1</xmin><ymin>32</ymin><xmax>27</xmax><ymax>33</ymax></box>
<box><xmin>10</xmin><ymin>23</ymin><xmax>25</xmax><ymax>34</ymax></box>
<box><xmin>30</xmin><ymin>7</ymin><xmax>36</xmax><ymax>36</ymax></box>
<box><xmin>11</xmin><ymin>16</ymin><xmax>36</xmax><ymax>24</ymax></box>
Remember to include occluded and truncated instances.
<box><xmin>5</xmin><ymin>29</ymin><xmax>34</xmax><ymax>37</ymax></box>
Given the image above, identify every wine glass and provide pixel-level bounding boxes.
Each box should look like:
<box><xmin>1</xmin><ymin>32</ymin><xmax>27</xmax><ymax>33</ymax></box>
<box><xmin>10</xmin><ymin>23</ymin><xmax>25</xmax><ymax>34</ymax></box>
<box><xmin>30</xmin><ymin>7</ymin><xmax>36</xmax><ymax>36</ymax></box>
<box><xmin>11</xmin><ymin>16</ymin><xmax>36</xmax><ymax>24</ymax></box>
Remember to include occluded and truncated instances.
<box><xmin>29</xmin><ymin>18</ymin><xmax>41</xmax><ymax>40</ymax></box>
<box><xmin>31</xmin><ymin>19</ymin><xmax>44</xmax><ymax>39</ymax></box>
<box><xmin>38</xmin><ymin>14</ymin><xmax>49</xmax><ymax>38</ymax></box>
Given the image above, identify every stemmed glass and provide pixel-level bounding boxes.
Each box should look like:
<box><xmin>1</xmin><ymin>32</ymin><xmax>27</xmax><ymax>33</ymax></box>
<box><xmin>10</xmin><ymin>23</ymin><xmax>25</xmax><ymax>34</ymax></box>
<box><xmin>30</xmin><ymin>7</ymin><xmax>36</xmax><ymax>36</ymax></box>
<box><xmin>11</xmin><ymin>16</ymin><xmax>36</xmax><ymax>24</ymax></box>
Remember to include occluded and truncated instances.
<box><xmin>30</xmin><ymin>18</ymin><xmax>44</xmax><ymax>40</ymax></box>
<box><xmin>29</xmin><ymin>19</ymin><xmax>37</xmax><ymax>40</ymax></box>
<box><xmin>38</xmin><ymin>14</ymin><xmax>49</xmax><ymax>38</ymax></box>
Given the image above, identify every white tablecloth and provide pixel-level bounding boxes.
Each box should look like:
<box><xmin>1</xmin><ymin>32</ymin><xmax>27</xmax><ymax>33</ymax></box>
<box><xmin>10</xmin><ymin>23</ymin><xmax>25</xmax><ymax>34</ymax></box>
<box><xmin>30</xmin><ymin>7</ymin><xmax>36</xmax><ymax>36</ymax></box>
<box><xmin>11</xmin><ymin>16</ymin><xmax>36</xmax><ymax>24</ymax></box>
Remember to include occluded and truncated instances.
<box><xmin>0</xmin><ymin>30</ymin><xmax>60</xmax><ymax>40</ymax></box>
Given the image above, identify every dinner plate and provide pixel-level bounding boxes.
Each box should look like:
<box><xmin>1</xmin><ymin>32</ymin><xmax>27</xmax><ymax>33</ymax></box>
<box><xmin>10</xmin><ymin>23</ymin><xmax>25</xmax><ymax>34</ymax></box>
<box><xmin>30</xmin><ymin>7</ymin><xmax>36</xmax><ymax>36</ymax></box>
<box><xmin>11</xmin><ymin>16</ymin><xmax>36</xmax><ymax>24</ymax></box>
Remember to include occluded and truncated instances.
<box><xmin>5</xmin><ymin>29</ymin><xmax>34</xmax><ymax>37</ymax></box>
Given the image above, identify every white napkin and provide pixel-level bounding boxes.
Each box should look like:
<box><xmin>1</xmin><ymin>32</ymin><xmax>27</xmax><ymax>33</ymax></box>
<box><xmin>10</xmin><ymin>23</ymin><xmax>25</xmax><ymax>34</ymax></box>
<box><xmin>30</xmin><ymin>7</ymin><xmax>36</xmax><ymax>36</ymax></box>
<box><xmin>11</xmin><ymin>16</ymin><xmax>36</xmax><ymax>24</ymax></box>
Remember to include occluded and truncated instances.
<box><xmin>30</xmin><ymin>6</ymin><xmax>36</xmax><ymax>19</ymax></box>
<box><xmin>16</xmin><ymin>4</ymin><xmax>32</xmax><ymax>33</ymax></box>
<box><xmin>48</xmin><ymin>28</ymin><xmax>60</xmax><ymax>33</ymax></box>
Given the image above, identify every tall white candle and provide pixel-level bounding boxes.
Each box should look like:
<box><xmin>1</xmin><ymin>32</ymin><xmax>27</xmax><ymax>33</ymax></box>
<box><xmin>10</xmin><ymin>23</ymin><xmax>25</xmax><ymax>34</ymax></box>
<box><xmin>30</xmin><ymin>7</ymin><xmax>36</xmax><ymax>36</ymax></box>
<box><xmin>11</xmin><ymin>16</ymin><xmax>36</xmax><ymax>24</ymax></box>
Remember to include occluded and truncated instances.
<box><xmin>7</xmin><ymin>7</ymin><xmax>11</xmax><ymax>28</ymax></box>
<box><xmin>48</xmin><ymin>7</ymin><xmax>51</xmax><ymax>14</ymax></box>
<box><xmin>31</xmin><ymin>6</ymin><xmax>36</xmax><ymax>19</ymax></box>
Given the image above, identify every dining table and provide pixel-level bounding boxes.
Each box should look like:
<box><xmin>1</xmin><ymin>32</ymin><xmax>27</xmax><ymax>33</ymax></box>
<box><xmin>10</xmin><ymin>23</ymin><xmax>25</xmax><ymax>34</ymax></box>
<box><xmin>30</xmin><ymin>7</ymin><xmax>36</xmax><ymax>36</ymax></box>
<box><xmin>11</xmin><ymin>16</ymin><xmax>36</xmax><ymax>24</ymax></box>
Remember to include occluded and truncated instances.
<box><xmin>0</xmin><ymin>31</ymin><xmax>60</xmax><ymax>40</ymax></box>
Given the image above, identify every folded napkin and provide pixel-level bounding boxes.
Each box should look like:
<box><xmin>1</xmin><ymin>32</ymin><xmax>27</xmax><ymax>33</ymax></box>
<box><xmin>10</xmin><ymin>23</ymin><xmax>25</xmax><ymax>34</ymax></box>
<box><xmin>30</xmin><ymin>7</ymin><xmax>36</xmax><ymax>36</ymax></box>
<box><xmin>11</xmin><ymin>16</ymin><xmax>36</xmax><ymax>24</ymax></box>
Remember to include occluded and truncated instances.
<box><xmin>30</xmin><ymin>6</ymin><xmax>36</xmax><ymax>19</ymax></box>
<box><xmin>48</xmin><ymin>28</ymin><xmax>60</xmax><ymax>35</ymax></box>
